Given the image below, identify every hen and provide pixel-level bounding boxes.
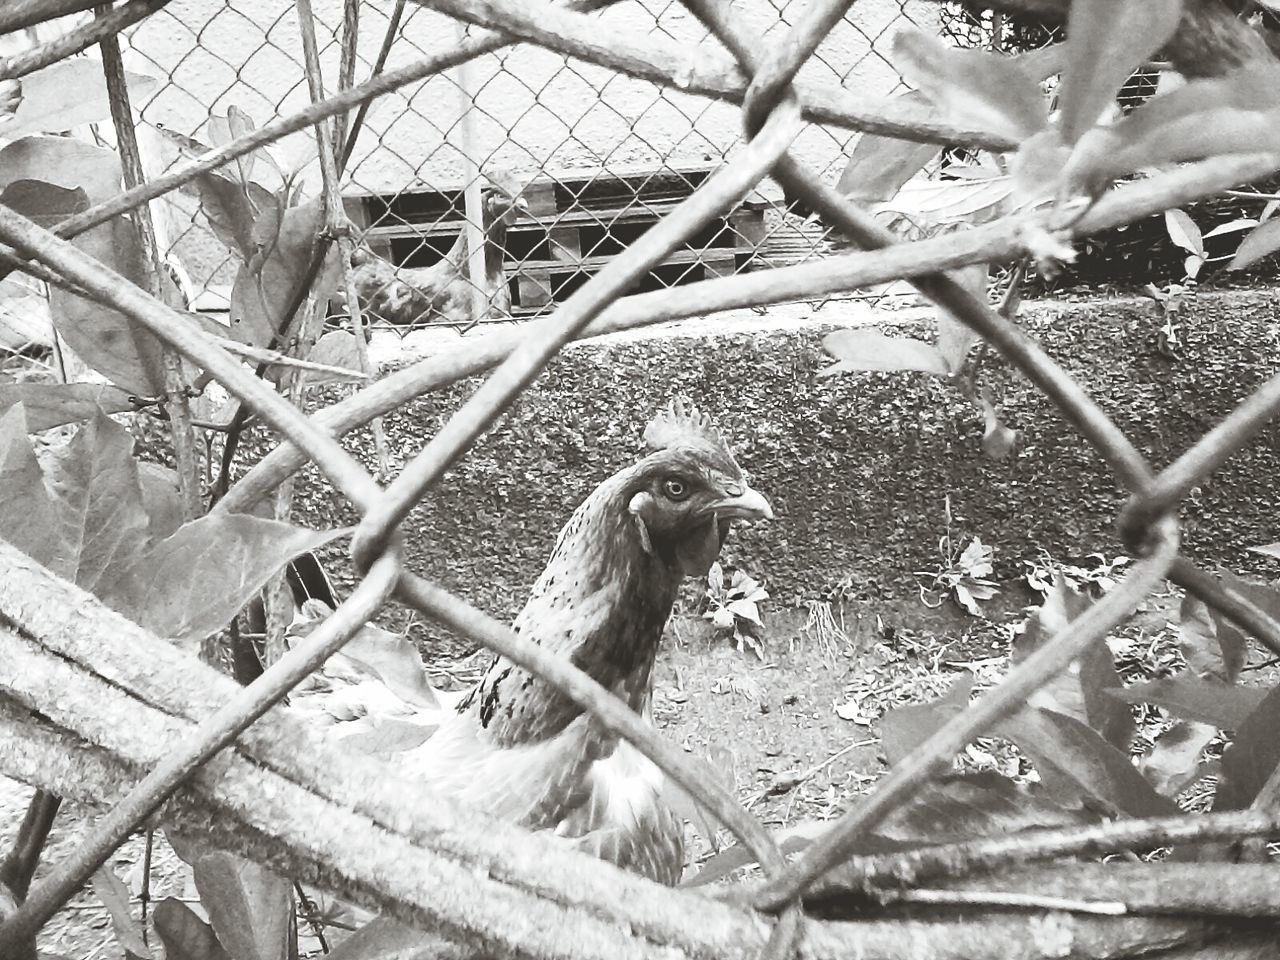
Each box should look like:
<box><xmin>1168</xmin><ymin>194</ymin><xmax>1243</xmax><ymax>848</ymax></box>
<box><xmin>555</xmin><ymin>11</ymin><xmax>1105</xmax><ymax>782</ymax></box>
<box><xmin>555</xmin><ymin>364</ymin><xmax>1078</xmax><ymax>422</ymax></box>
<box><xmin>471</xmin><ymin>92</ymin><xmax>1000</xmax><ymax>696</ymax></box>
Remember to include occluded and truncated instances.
<box><xmin>292</xmin><ymin>402</ymin><xmax>771</xmax><ymax>884</ymax></box>
<box><xmin>344</xmin><ymin>183</ymin><xmax>528</xmax><ymax>328</ymax></box>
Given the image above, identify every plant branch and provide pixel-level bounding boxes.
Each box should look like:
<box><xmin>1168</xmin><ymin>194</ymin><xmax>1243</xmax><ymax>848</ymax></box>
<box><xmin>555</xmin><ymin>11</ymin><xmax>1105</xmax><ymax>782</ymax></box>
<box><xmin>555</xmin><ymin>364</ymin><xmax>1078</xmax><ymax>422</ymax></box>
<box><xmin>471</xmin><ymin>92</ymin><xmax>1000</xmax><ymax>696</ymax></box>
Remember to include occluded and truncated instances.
<box><xmin>98</xmin><ymin>6</ymin><xmax>203</xmax><ymax>523</ymax></box>
<box><xmin>295</xmin><ymin>0</ymin><xmax>389</xmax><ymax>475</ymax></box>
<box><xmin>796</xmin><ymin>809</ymin><xmax>1280</xmax><ymax>899</ymax></box>
<box><xmin>0</xmin><ymin>0</ymin><xmax>102</xmax><ymax>34</ymax></box>
<box><xmin>0</xmin><ymin>0</ymin><xmax>170</xmax><ymax>81</ymax></box>
<box><xmin>0</xmin><ymin>549</ymin><xmax>401</xmax><ymax>945</ymax></box>
<box><xmin>0</xmin><ymin>791</ymin><xmax>60</xmax><ymax>900</ymax></box>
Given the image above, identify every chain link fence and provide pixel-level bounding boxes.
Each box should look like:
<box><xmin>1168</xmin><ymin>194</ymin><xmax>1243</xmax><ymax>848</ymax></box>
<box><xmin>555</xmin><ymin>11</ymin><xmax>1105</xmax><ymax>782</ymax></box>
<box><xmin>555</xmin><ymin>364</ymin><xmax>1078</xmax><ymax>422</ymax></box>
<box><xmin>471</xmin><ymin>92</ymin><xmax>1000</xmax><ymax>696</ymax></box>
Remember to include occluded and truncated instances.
<box><xmin>1</xmin><ymin>0</ymin><xmax>977</xmax><ymax>362</ymax></box>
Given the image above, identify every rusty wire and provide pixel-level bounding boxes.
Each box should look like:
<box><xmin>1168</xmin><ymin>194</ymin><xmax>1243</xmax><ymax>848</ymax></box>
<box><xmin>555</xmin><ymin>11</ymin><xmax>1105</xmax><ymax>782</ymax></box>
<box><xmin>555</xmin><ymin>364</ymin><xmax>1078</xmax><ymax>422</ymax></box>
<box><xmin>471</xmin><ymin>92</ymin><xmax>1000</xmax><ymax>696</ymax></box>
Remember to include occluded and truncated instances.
<box><xmin>3</xmin><ymin>0</ymin><xmax>1280</xmax><ymax>954</ymax></box>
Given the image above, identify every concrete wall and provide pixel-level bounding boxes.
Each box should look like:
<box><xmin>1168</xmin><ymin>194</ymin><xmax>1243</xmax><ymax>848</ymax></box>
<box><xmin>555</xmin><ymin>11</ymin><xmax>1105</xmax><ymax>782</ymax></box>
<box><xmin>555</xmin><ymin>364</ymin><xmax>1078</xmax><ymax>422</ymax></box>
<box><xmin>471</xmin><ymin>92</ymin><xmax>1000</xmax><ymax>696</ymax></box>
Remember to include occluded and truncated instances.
<box><xmin>117</xmin><ymin>0</ymin><xmax>935</xmax><ymax>294</ymax></box>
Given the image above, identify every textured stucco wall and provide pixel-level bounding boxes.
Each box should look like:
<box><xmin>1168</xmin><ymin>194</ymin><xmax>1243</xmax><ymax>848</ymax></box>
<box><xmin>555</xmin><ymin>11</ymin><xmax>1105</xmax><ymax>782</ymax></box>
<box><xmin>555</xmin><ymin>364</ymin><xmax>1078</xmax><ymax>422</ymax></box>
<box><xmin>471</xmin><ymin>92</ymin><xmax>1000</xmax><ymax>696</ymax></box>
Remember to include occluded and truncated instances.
<box><xmin>119</xmin><ymin>0</ymin><xmax>936</xmax><ymax>292</ymax></box>
<box><xmin>217</xmin><ymin>290</ymin><xmax>1280</xmax><ymax>656</ymax></box>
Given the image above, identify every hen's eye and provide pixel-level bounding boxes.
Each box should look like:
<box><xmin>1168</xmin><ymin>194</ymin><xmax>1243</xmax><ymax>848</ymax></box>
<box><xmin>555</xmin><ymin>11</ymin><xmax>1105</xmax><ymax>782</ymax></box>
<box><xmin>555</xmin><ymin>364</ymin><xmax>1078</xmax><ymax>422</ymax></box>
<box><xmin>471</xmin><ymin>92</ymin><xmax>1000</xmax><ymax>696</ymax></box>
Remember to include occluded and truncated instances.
<box><xmin>661</xmin><ymin>477</ymin><xmax>690</xmax><ymax>501</ymax></box>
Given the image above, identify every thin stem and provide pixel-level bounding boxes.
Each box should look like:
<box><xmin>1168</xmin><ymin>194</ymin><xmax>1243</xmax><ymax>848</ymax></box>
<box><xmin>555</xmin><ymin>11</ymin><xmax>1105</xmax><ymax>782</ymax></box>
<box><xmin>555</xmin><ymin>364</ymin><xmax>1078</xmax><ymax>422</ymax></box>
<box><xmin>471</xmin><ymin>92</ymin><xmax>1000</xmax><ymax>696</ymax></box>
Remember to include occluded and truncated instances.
<box><xmin>98</xmin><ymin>6</ymin><xmax>203</xmax><ymax>523</ymax></box>
<box><xmin>295</xmin><ymin>0</ymin><xmax>389</xmax><ymax>475</ymax></box>
<box><xmin>1170</xmin><ymin>558</ymin><xmax>1280</xmax><ymax>658</ymax></box>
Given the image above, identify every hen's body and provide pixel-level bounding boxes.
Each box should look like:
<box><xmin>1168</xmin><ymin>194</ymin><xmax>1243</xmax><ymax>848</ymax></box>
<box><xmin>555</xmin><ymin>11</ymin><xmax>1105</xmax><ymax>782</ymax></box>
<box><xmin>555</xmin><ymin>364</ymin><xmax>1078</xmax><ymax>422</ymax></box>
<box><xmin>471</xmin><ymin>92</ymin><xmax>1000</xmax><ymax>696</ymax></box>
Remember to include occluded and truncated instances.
<box><xmin>297</xmin><ymin>404</ymin><xmax>770</xmax><ymax>884</ymax></box>
<box><xmin>346</xmin><ymin>186</ymin><xmax>526</xmax><ymax>328</ymax></box>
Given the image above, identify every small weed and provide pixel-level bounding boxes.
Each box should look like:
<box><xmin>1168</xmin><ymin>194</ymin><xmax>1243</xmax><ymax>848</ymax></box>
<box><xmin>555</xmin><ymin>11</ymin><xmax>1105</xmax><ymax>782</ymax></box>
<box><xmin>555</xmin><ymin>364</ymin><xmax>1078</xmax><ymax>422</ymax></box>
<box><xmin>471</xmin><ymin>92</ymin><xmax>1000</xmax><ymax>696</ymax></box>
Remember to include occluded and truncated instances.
<box><xmin>1023</xmin><ymin>550</ymin><xmax>1129</xmax><ymax>598</ymax></box>
<box><xmin>704</xmin><ymin>561</ymin><xmax>769</xmax><ymax>659</ymax></box>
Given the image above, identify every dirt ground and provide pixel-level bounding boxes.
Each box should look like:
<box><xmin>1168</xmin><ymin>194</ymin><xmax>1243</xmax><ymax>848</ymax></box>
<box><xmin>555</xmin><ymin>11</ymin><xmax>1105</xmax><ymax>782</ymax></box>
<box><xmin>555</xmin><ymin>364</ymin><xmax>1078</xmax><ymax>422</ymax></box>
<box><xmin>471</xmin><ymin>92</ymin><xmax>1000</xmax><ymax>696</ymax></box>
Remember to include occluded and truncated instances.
<box><xmin>1</xmin><ymin>582</ymin><xmax>1265</xmax><ymax>959</ymax></box>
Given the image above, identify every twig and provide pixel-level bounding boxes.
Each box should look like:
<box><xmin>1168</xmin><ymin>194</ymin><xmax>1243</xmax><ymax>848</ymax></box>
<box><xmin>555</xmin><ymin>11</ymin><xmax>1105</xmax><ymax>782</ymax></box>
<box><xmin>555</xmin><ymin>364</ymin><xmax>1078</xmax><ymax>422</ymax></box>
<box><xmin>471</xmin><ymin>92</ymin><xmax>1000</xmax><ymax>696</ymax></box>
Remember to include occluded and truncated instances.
<box><xmin>212</xmin><ymin>337</ymin><xmax>368</xmax><ymax>381</ymax></box>
<box><xmin>875</xmin><ymin>888</ymin><xmax>1129</xmax><ymax>916</ymax></box>
<box><xmin>0</xmin><ymin>0</ymin><xmax>102</xmax><ymax>34</ymax></box>
<box><xmin>0</xmin><ymin>791</ymin><xmax>60</xmax><ymax>900</ymax></box>
<box><xmin>419</xmin><ymin>0</ymin><xmax>1016</xmax><ymax>150</ymax></box>
<box><xmin>349</xmin><ymin>87</ymin><xmax>803</xmax><ymax>569</ymax></box>
<box><xmin>98</xmin><ymin>6</ymin><xmax>202</xmax><ymax>523</ymax></box>
<box><xmin>0</xmin><ymin>0</ymin><xmax>170</xmax><ymax>81</ymax></box>
<box><xmin>295</xmin><ymin>0</ymin><xmax>390</xmax><ymax>475</ymax></box>
<box><xmin>798</xmin><ymin>809</ymin><xmax>1280</xmax><ymax>899</ymax></box>
<box><xmin>0</xmin><ymin>549</ymin><xmax>401</xmax><ymax>946</ymax></box>
<box><xmin>331</xmin><ymin>0</ymin><xmax>360</xmax><ymax>158</ymax></box>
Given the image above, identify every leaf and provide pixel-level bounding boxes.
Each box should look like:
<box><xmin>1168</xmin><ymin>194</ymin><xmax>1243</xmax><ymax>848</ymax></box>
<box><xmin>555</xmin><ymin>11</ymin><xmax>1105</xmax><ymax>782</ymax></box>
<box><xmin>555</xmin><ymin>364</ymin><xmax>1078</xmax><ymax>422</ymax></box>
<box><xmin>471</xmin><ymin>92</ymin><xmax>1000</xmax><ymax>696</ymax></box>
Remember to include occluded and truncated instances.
<box><xmin>0</xmin><ymin>409</ymin><xmax>151</xmax><ymax>592</ymax></box>
<box><xmin>1139</xmin><ymin>720</ymin><xmax>1217</xmax><ymax>798</ymax></box>
<box><xmin>1009</xmin><ymin>128</ymin><xmax>1072</xmax><ymax>207</ymax></box>
<box><xmin>684</xmin><ymin>820</ymin><xmax>828</xmax><ymax>886</ymax></box>
<box><xmin>876</xmin><ymin>771</ymin><xmax>1094</xmax><ymax>843</ymax></box>
<box><xmin>1107</xmin><ymin>676</ymin><xmax>1267</xmax><ymax>729</ymax></box>
<box><xmin>0</xmin><ymin>179</ymin><xmax>89</xmax><ymax>226</ymax></box>
<box><xmin>0</xmin><ymin>136</ymin><xmax>122</xmax><ymax>206</ymax></box>
<box><xmin>996</xmin><ymin>708</ymin><xmax>1179</xmax><ymax>817</ymax></box>
<box><xmin>102</xmin><ymin>513</ymin><xmax>346</xmax><ymax>642</ymax></box>
<box><xmin>1247</xmin><ymin>542</ymin><xmax>1280</xmax><ymax>559</ymax></box>
<box><xmin>0</xmin><ymin>405</ymin><xmax>64</xmax><ymax>572</ymax></box>
<box><xmin>187</xmin><ymin>172</ymin><xmax>277</xmax><ymax>264</ymax></box>
<box><xmin>90</xmin><ymin>867</ymin><xmax>152</xmax><ymax>960</ymax></box>
<box><xmin>304</xmin><ymin>330</ymin><xmax>366</xmax><ymax>385</ymax></box>
<box><xmin>979</xmin><ymin>388</ymin><xmax>1020</xmax><ymax>461</ymax></box>
<box><xmin>324</xmin><ymin>620</ymin><xmax>442</xmax><ymax>711</ymax></box>
<box><xmin>821</xmin><ymin>329</ymin><xmax>949</xmax><ymax>376</ymax></box>
<box><xmin>1214</xmin><ymin>682</ymin><xmax>1280</xmax><ymax>810</ymax></box>
<box><xmin>138</xmin><ymin>462</ymin><xmax>186</xmax><ymax>541</ymax></box>
<box><xmin>0</xmin><ymin>59</ymin><xmax>158</xmax><ymax>139</ymax></box>
<box><xmin>1203</xmin><ymin>571</ymin><xmax>1280</xmax><ymax>682</ymax></box>
<box><xmin>879</xmin><ymin>672</ymin><xmax>972</xmax><ymax>766</ymax></box>
<box><xmin>1164</xmin><ymin>208</ymin><xmax>1205</xmax><ymax>258</ymax></box>
<box><xmin>662</xmin><ymin>747</ymin><xmax>736</xmax><ymax>855</ymax></box>
<box><xmin>208</xmin><ymin>106</ymin><xmax>263</xmax><ymax>186</ymax></box>
<box><xmin>51</xmin><ymin>213</ymin><xmax>172</xmax><ymax>395</ymax></box>
<box><xmin>1202</xmin><ymin>218</ymin><xmax>1258</xmax><ymax>239</ymax></box>
<box><xmin>877</xmin><ymin>174</ymin><xmax>1013</xmax><ymax>226</ymax></box>
<box><xmin>153</xmin><ymin>898</ymin><xmax>230</xmax><ymax>960</ymax></box>
<box><xmin>726</xmin><ymin>597</ymin><xmax>762</xmax><ymax>627</ymax></box>
<box><xmin>836</xmin><ymin>90</ymin><xmax>941</xmax><ymax>204</ymax></box>
<box><xmin>0</xmin><ymin>383</ymin><xmax>134</xmax><ymax>431</ymax></box>
<box><xmin>1015</xmin><ymin>582</ymin><xmax>1135</xmax><ymax>750</ymax></box>
<box><xmin>1230</xmin><ymin>218</ymin><xmax>1280</xmax><ymax>270</ymax></box>
<box><xmin>337</xmin><ymin>715</ymin><xmax>439</xmax><ymax>756</ymax></box>
<box><xmin>1178</xmin><ymin>594</ymin><xmax>1241</xmax><ymax>683</ymax></box>
<box><xmin>936</xmin><ymin>264</ymin><xmax>986</xmax><ymax>374</ymax></box>
<box><xmin>229</xmin><ymin>198</ymin><xmax>339</xmax><ymax>350</ymax></box>
<box><xmin>1057</xmin><ymin>0</ymin><xmax>1183</xmax><ymax>144</ymax></box>
<box><xmin>323</xmin><ymin>917</ymin><xmax>448</xmax><ymax>960</ymax></box>
<box><xmin>957</xmin><ymin>537</ymin><xmax>994</xmax><ymax>578</ymax></box>
<box><xmin>708</xmin><ymin>605</ymin><xmax>735</xmax><ymax>631</ymax></box>
<box><xmin>187</xmin><ymin>851</ymin><xmax>291</xmax><ymax>960</ymax></box>
<box><xmin>892</xmin><ymin>29</ymin><xmax>1047</xmax><ymax>142</ymax></box>
<box><xmin>1064</xmin><ymin>64</ymin><xmax>1280</xmax><ymax>197</ymax></box>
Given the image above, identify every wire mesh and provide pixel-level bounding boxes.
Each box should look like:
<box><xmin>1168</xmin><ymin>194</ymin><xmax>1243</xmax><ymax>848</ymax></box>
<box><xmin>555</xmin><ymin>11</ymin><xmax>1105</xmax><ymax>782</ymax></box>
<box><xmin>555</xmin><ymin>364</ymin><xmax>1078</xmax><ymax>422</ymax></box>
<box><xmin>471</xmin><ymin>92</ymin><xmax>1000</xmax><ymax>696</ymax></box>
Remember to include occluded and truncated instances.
<box><xmin>5</xmin><ymin>0</ymin><xmax>1280</xmax><ymax>956</ymax></box>
<box><xmin>0</xmin><ymin>0</ymin><xmax>947</xmax><ymax>358</ymax></box>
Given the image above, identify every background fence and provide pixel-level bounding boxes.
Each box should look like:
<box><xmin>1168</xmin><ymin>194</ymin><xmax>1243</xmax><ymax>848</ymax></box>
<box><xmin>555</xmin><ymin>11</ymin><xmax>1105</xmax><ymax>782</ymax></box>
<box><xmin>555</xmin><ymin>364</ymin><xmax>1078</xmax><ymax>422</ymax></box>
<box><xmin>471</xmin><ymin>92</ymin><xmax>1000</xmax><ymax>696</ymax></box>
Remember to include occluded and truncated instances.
<box><xmin>0</xmin><ymin>0</ymin><xmax>1068</xmax><ymax>364</ymax></box>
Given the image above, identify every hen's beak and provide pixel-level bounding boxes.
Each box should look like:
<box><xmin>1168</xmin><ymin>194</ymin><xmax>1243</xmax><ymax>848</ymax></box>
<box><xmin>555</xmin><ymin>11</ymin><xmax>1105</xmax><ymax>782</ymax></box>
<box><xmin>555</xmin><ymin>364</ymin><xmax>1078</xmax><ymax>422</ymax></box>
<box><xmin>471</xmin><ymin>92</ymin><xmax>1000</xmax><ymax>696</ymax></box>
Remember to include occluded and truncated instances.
<box><xmin>709</xmin><ymin>486</ymin><xmax>773</xmax><ymax>521</ymax></box>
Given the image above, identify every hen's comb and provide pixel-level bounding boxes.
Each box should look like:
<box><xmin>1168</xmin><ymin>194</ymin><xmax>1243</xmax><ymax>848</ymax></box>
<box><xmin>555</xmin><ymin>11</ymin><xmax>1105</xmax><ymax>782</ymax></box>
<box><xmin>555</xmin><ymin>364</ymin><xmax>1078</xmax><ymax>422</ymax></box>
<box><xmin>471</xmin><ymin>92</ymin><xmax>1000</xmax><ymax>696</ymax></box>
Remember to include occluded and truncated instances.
<box><xmin>643</xmin><ymin>398</ymin><xmax>728</xmax><ymax>453</ymax></box>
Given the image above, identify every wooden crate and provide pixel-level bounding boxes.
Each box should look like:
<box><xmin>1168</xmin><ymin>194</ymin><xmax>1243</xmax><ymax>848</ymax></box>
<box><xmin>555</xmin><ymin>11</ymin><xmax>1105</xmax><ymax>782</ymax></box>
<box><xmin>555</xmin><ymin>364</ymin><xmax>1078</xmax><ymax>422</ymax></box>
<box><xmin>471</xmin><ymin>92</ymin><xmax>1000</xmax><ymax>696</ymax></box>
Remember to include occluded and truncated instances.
<box><xmin>345</xmin><ymin>164</ymin><xmax>766</xmax><ymax>317</ymax></box>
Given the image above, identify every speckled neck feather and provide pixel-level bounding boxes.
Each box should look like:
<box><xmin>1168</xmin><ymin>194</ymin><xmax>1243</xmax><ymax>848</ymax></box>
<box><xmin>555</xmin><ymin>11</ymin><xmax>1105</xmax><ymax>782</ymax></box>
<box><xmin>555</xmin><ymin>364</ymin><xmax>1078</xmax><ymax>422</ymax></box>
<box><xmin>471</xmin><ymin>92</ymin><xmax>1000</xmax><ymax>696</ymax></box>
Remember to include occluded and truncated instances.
<box><xmin>461</xmin><ymin>464</ymin><xmax>680</xmax><ymax>747</ymax></box>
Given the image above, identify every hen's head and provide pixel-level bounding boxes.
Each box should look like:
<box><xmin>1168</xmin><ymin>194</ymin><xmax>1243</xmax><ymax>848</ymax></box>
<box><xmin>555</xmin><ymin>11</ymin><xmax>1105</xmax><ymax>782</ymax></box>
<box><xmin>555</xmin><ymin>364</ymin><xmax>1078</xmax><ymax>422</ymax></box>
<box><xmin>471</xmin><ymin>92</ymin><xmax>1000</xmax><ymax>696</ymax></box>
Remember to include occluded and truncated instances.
<box><xmin>481</xmin><ymin>181</ymin><xmax>529</xmax><ymax>232</ymax></box>
<box><xmin>623</xmin><ymin>400</ymin><xmax>772</xmax><ymax>578</ymax></box>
